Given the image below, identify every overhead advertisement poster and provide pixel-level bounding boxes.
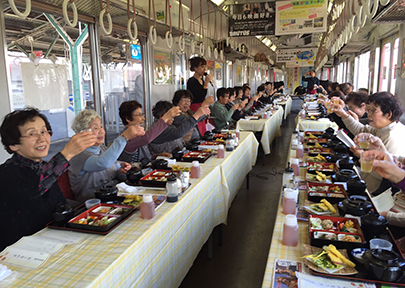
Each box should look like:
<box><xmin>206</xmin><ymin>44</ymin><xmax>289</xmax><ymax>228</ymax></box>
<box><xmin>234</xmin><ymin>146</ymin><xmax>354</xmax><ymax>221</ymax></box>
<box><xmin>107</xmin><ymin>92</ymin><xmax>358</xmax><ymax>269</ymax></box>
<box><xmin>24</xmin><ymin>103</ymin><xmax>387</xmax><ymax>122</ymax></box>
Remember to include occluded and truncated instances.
<box><xmin>153</xmin><ymin>48</ymin><xmax>172</xmax><ymax>85</ymax></box>
<box><xmin>275</xmin><ymin>0</ymin><xmax>327</xmax><ymax>35</ymax></box>
<box><xmin>277</xmin><ymin>48</ymin><xmax>317</xmax><ymax>67</ymax></box>
<box><xmin>228</xmin><ymin>2</ymin><xmax>275</xmax><ymax>37</ymax></box>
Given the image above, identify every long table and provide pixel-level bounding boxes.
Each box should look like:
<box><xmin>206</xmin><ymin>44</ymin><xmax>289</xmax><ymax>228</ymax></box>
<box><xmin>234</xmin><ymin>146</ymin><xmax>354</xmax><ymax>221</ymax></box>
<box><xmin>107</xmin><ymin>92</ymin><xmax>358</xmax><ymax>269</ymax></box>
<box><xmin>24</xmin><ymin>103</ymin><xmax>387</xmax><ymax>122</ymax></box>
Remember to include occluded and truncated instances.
<box><xmin>236</xmin><ymin>107</ymin><xmax>283</xmax><ymax>155</ymax></box>
<box><xmin>261</xmin><ymin>135</ymin><xmax>308</xmax><ymax>287</ymax></box>
<box><xmin>275</xmin><ymin>96</ymin><xmax>293</xmax><ymax>120</ymax></box>
<box><xmin>296</xmin><ymin>114</ymin><xmax>339</xmax><ymax>131</ymax></box>
<box><xmin>6</xmin><ymin>132</ymin><xmax>259</xmax><ymax>288</ymax></box>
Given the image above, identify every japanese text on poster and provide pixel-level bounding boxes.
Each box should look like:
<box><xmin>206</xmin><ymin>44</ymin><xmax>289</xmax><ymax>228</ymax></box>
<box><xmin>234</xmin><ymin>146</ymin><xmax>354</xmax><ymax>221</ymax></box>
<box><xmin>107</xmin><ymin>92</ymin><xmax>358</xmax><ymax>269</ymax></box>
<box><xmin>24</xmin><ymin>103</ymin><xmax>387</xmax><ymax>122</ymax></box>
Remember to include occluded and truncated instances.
<box><xmin>153</xmin><ymin>48</ymin><xmax>172</xmax><ymax>85</ymax></box>
<box><xmin>275</xmin><ymin>0</ymin><xmax>327</xmax><ymax>35</ymax></box>
<box><xmin>228</xmin><ymin>2</ymin><xmax>275</xmax><ymax>37</ymax></box>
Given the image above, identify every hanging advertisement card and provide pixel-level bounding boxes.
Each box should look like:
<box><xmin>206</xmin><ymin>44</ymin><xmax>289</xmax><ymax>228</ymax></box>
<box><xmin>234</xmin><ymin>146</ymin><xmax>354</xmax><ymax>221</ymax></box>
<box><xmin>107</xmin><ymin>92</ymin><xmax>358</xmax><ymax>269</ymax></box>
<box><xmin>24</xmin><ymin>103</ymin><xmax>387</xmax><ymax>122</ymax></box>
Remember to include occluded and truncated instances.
<box><xmin>275</xmin><ymin>0</ymin><xmax>327</xmax><ymax>35</ymax></box>
<box><xmin>153</xmin><ymin>48</ymin><xmax>172</xmax><ymax>85</ymax></box>
<box><xmin>228</xmin><ymin>2</ymin><xmax>275</xmax><ymax>37</ymax></box>
<box><xmin>277</xmin><ymin>48</ymin><xmax>317</xmax><ymax>67</ymax></box>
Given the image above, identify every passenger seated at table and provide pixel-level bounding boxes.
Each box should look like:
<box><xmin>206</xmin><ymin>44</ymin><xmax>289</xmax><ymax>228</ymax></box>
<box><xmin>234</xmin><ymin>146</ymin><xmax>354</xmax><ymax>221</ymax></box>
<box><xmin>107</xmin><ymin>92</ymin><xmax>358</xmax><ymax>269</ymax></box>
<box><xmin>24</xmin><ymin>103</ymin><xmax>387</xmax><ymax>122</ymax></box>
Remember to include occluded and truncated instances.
<box><xmin>148</xmin><ymin>100</ymin><xmax>210</xmax><ymax>155</ymax></box>
<box><xmin>234</xmin><ymin>86</ymin><xmax>244</xmax><ymax>105</ymax></box>
<box><xmin>241</xmin><ymin>86</ymin><xmax>260</xmax><ymax>113</ymax></box>
<box><xmin>211</xmin><ymin>88</ymin><xmax>240</xmax><ymax>130</ymax></box>
<box><xmin>254</xmin><ymin>85</ymin><xmax>266</xmax><ymax>104</ymax></box>
<box><xmin>226</xmin><ymin>88</ymin><xmax>245</xmax><ymax>122</ymax></box>
<box><xmin>68</xmin><ymin>110</ymin><xmax>145</xmax><ymax>204</ymax></box>
<box><xmin>332</xmin><ymin>92</ymin><xmax>405</xmax><ymax>193</ymax></box>
<box><xmin>361</xmin><ymin>150</ymin><xmax>405</xmax><ymax>251</ymax></box>
<box><xmin>338</xmin><ymin>82</ymin><xmax>353</xmax><ymax>97</ymax></box>
<box><xmin>171</xmin><ymin>90</ymin><xmax>214</xmax><ymax>144</ymax></box>
<box><xmin>327</xmin><ymin>91</ymin><xmax>354</xmax><ymax>139</ymax></box>
<box><xmin>260</xmin><ymin>82</ymin><xmax>274</xmax><ymax>103</ymax></box>
<box><xmin>345</xmin><ymin>92</ymin><xmax>369</xmax><ymax>124</ymax></box>
<box><xmin>118</xmin><ymin>100</ymin><xmax>180</xmax><ymax>163</ymax></box>
<box><xmin>0</xmin><ymin>108</ymin><xmax>96</xmax><ymax>250</ymax></box>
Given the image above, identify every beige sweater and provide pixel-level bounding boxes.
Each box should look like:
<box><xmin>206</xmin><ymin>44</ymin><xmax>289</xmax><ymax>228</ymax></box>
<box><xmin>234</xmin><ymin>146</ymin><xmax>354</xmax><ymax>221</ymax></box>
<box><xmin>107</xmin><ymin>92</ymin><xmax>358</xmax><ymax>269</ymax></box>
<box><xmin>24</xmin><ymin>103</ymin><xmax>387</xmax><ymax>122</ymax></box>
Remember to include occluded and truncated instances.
<box><xmin>386</xmin><ymin>211</ymin><xmax>405</xmax><ymax>227</ymax></box>
<box><xmin>342</xmin><ymin>116</ymin><xmax>405</xmax><ymax>192</ymax></box>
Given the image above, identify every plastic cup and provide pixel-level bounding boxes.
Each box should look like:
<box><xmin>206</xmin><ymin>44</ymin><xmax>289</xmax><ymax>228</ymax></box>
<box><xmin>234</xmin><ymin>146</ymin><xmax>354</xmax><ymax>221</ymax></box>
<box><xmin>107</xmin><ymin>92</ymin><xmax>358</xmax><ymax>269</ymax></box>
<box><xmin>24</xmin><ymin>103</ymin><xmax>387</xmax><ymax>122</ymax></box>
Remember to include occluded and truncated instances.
<box><xmin>360</xmin><ymin>153</ymin><xmax>376</xmax><ymax>173</ymax></box>
<box><xmin>358</xmin><ymin>134</ymin><xmax>370</xmax><ymax>150</ymax></box>
<box><xmin>85</xmin><ymin>198</ymin><xmax>101</xmax><ymax>209</ymax></box>
<box><xmin>370</xmin><ymin>238</ymin><xmax>393</xmax><ymax>251</ymax></box>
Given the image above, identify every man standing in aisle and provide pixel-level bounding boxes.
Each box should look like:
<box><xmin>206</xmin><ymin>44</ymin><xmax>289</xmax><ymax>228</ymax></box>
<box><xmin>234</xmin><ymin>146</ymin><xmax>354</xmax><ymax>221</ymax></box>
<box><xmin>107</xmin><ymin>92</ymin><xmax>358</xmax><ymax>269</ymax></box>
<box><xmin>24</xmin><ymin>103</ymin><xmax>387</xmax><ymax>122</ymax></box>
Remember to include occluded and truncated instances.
<box><xmin>302</xmin><ymin>70</ymin><xmax>319</xmax><ymax>94</ymax></box>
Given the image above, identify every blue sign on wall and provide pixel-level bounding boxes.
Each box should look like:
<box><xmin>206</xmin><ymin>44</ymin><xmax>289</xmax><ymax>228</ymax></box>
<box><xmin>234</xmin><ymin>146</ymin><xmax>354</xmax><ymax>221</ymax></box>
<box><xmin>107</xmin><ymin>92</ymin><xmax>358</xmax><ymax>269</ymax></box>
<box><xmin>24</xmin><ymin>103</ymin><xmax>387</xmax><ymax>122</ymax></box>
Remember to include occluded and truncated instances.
<box><xmin>130</xmin><ymin>44</ymin><xmax>142</xmax><ymax>60</ymax></box>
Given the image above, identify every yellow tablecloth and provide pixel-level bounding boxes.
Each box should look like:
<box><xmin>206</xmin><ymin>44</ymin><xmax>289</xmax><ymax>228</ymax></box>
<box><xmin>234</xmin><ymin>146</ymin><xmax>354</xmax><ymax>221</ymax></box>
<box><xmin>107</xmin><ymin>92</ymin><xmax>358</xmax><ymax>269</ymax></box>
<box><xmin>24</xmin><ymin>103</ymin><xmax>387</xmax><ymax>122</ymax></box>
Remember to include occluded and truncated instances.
<box><xmin>7</xmin><ymin>132</ymin><xmax>258</xmax><ymax>288</ymax></box>
<box><xmin>261</xmin><ymin>136</ymin><xmax>308</xmax><ymax>287</ymax></box>
<box><xmin>276</xmin><ymin>97</ymin><xmax>293</xmax><ymax>120</ymax></box>
<box><xmin>296</xmin><ymin>114</ymin><xmax>339</xmax><ymax>131</ymax></box>
<box><xmin>236</xmin><ymin>107</ymin><xmax>283</xmax><ymax>154</ymax></box>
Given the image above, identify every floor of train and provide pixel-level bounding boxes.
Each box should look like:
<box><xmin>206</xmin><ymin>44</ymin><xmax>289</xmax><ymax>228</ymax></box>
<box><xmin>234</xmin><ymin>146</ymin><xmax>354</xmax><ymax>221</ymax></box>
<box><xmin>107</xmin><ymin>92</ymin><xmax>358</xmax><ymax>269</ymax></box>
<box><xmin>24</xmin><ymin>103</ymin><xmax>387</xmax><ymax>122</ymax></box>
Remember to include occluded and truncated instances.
<box><xmin>179</xmin><ymin>100</ymin><xmax>302</xmax><ymax>288</ymax></box>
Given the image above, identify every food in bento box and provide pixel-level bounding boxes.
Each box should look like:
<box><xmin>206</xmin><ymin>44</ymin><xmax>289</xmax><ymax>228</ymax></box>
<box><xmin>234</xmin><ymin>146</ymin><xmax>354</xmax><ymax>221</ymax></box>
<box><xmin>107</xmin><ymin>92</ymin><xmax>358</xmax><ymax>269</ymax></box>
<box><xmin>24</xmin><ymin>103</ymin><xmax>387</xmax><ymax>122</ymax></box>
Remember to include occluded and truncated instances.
<box><xmin>93</xmin><ymin>206</ymin><xmax>113</xmax><ymax>214</ymax></box>
<box><xmin>308</xmin><ymin>185</ymin><xmax>329</xmax><ymax>193</ymax></box>
<box><xmin>338</xmin><ymin>234</ymin><xmax>362</xmax><ymax>243</ymax></box>
<box><xmin>322</xmin><ymin>219</ymin><xmax>334</xmax><ymax>229</ymax></box>
<box><xmin>314</xmin><ymin>231</ymin><xmax>337</xmax><ymax>241</ymax></box>
<box><xmin>73</xmin><ymin>216</ymin><xmax>116</xmax><ymax>226</ymax></box>
<box><xmin>307</xmin><ymin>133</ymin><xmax>318</xmax><ymax>139</ymax></box>
<box><xmin>153</xmin><ymin>172</ymin><xmax>171</xmax><ymax>176</ymax></box>
<box><xmin>330</xmin><ymin>186</ymin><xmax>343</xmax><ymax>193</ymax></box>
<box><xmin>338</xmin><ymin>220</ymin><xmax>357</xmax><ymax>233</ymax></box>
<box><xmin>309</xmin><ymin>199</ymin><xmax>336</xmax><ymax>214</ymax></box>
<box><xmin>314</xmin><ymin>142</ymin><xmax>323</xmax><ymax>148</ymax></box>
<box><xmin>307</xmin><ymin>163</ymin><xmax>335</xmax><ymax>171</ymax></box>
<box><xmin>310</xmin><ymin>217</ymin><xmax>323</xmax><ymax>229</ymax></box>
<box><xmin>171</xmin><ymin>165</ymin><xmax>191</xmax><ymax>172</ymax></box>
<box><xmin>144</xmin><ymin>176</ymin><xmax>168</xmax><ymax>181</ymax></box>
<box><xmin>327</xmin><ymin>193</ymin><xmax>345</xmax><ymax>198</ymax></box>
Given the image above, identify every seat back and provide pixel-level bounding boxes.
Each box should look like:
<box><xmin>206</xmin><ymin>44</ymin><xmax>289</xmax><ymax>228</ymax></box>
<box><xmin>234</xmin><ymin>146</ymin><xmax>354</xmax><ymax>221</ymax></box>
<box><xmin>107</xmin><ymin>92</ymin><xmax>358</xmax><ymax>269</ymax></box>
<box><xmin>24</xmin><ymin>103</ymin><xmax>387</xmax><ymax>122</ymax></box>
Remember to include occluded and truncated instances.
<box><xmin>57</xmin><ymin>171</ymin><xmax>74</xmax><ymax>200</ymax></box>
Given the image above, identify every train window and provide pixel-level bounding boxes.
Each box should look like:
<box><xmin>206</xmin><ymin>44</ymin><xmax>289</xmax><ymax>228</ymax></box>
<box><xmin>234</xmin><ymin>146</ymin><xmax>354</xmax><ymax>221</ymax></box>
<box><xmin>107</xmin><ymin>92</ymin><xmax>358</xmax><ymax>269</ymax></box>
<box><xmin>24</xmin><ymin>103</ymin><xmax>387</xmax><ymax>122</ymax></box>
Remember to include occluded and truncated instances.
<box><xmin>337</xmin><ymin>63</ymin><xmax>344</xmax><ymax>83</ymax></box>
<box><xmin>215</xmin><ymin>62</ymin><xmax>224</xmax><ymax>88</ymax></box>
<box><xmin>379</xmin><ymin>42</ymin><xmax>391</xmax><ymax>92</ymax></box>
<box><xmin>100</xmin><ymin>37</ymin><xmax>145</xmax><ymax>139</ymax></box>
<box><xmin>226</xmin><ymin>61</ymin><xmax>233</xmax><ymax>87</ymax></box>
<box><xmin>373</xmin><ymin>47</ymin><xmax>380</xmax><ymax>93</ymax></box>
<box><xmin>354</xmin><ymin>52</ymin><xmax>370</xmax><ymax>91</ymax></box>
<box><xmin>390</xmin><ymin>38</ymin><xmax>399</xmax><ymax>94</ymax></box>
<box><xmin>175</xmin><ymin>53</ymin><xmax>187</xmax><ymax>90</ymax></box>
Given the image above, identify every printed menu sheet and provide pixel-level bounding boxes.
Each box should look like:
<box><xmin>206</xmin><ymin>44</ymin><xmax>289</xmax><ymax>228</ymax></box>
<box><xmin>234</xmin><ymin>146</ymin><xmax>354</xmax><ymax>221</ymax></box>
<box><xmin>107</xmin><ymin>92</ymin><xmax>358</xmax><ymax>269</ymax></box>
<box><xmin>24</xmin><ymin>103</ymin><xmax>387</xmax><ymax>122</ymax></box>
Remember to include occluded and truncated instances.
<box><xmin>0</xmin><ymin>231</ymin><xmax>87</xmax><ymax>270</ymax></box>
<box><xmin>297</xmin><ymin>272</ymin><xmax>376</xmax><ymax>288</ymax></box>
<box><xmin>272</xmin><ymin>259</ymin><xmax>301</xmax><ymax>288</ymax></box>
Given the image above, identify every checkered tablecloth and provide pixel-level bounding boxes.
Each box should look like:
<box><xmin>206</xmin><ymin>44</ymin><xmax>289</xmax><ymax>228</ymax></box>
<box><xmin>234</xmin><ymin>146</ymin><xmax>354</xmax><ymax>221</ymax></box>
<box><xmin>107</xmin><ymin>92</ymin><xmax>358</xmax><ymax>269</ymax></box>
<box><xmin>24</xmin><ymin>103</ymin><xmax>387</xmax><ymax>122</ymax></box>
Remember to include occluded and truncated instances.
<box><xmin>261</xmin><ymin>134</ymin><xmax>310</xmax><ymax>287</ymax></box>
<box><xmin>276</xmin><ymin>97</ymin><xmax>293</xmax><ymax>120</ymax></box>
<box><xmin>296</xmin><ymin>114</ymin><xmax>339</xmax><ymax>131</ymax></box>
<box><xmin>6</xmin><ymin>133</ymin><xmax>258</xmax><ymax>288</ymax></box>
<box><xmin>236</xmin><ymin>107</ymin><xmax>283</xmax><ymax>155</ymax></box>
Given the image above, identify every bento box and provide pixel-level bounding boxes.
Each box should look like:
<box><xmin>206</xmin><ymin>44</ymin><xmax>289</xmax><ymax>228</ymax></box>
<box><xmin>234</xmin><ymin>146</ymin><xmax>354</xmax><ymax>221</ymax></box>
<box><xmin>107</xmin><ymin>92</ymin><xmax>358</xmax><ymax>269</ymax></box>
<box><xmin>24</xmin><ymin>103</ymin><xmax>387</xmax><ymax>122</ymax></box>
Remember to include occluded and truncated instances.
<box><xmin>307</xmin><ymin>183</ymin><xmax>347</xmax><ymax>204</ymax></box>
<box><xmin>181</xmin><ymin>150</ymin><xmax>212</xmax><ymax>163</ymax></box>
<box><xmin>67</xmin><ymin>203</ymin><xmax>134</xmax><ymax>232</ymax></box>
<box><xmin>308</xmin><ymin>148</ymin><xmax>334</xmax><ymax>156</ymax></box>
<box><xmin>307</xmin><ymin>162</ymin><xmax>338</xmax><ymax>175</ymax></box>
<box><xmin>308</xmin><ymin>215</ymin><xmax>366</xmax><ymax>249</ymax></box>
<box><xmin>140</xmin><ymin>169</ymin><xmax>173</xmax><ymax>187</ymax></box>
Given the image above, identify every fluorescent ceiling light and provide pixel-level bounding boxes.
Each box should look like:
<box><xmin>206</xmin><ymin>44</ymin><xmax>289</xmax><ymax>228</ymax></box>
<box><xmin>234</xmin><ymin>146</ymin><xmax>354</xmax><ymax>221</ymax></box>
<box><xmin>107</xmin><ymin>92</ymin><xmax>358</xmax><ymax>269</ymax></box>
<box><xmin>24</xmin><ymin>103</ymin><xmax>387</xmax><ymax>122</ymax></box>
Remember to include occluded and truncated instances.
<box><xmin>270</xmin><ymin>45</ymin><xmax>277</xmax><ymax>51</ymax></box>
<box><xmin>211</xmin><ymin>0</ymin><xmax>225</xmax><ymax>6</ymax></box>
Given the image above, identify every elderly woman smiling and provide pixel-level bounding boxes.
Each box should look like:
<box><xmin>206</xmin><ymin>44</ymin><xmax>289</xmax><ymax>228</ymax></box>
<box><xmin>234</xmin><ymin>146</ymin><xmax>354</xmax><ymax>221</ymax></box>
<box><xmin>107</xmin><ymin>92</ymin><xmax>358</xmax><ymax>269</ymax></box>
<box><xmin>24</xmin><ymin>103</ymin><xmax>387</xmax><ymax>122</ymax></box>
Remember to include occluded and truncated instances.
<box><xmin>68</xmin><ymin>109</ymin><xmax>145</xmax><ymax>204</ymax></box>
<box><xmin>332</xmin><ymin>92</ymin><xmax>405</xmax><ymax>192</ymax></box>
<box><xmin>0</xmin><ymin>108</ymin><xmax>96</xmax><ymax>250</ymax></box>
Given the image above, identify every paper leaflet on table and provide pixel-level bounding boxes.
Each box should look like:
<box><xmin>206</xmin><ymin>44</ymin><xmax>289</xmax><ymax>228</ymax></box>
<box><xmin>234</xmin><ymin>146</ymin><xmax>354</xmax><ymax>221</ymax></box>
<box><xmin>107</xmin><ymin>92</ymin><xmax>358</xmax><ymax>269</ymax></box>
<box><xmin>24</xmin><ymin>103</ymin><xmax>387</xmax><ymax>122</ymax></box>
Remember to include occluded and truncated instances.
<box><xmin>366</xmin><ymin>188</ymin><xmax>394</xmax><ymax>214</ymax></box>
<box><xmin>336</xmin><ymin>130</ymin><xmax>356</xmax><ymax>148</ymax></box>
<box><xmin>272</xmin><ymin>259</ymin><xmax>301</xmax><ymax>288</ymax></box>
<box><xmin>0</xmin><ymin>235</ymin><xmax>66</xmax><ymax>270</ymax></box>
<box><xmin>296</xmin><ymin>272</ymin><xmax>376</xmax><ymax>288</ymax></box>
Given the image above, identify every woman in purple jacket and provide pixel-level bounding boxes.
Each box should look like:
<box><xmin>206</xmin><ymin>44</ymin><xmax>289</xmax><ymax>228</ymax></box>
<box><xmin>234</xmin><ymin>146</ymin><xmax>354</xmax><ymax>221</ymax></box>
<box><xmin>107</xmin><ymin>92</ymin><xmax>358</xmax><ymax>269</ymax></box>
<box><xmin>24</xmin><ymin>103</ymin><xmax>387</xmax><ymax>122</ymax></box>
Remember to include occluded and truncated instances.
<box><xmin>118</xmin><ymin>100</ymin><xmax>180</xmax><ymax>163</ymax></box>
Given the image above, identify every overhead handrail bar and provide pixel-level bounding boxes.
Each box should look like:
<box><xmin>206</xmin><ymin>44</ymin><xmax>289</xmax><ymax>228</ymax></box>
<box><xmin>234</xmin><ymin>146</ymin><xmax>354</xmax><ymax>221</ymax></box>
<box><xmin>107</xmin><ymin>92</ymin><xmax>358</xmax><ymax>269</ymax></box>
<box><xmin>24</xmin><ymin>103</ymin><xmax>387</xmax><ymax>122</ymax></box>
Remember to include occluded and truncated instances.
<box><xmin>8</xmin><ymin>0</ymin><xmax>31</xmax><ymax>19</ymax></box>
<box><xmin>99</xmin><ymin>0</ymin><xmax>113</xmax><ymax>35</ymax></box>
<box><xmin>62</xmin><ymin>0</ymin><xmax>78</xmax><ymax>28</ymax></box>
<box><xmin>127</xmin><ymin>0</ymin><xmax>138</xmax><ymax>41</ymax></box>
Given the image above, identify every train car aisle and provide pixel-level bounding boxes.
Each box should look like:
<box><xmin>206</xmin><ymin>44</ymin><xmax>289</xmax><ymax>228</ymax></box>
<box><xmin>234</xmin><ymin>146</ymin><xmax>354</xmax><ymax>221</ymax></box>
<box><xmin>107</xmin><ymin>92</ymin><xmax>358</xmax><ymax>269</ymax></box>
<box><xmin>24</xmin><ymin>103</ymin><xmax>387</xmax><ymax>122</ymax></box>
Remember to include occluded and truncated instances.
<box><xmin>179</xmin><ymin>100</ymin><xmax>302</xmax><ymax>288</ymax></box>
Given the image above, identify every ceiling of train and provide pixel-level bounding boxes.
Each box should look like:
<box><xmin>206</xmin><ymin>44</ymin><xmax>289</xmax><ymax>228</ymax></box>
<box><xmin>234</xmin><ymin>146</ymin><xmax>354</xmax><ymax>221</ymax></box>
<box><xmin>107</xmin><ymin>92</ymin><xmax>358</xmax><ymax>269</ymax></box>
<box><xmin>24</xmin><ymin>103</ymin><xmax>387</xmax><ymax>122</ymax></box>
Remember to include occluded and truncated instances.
<box><xmin>2</xmin><ymin>0</ymin><xmax>405</xmax><ymax>67</ymax></box>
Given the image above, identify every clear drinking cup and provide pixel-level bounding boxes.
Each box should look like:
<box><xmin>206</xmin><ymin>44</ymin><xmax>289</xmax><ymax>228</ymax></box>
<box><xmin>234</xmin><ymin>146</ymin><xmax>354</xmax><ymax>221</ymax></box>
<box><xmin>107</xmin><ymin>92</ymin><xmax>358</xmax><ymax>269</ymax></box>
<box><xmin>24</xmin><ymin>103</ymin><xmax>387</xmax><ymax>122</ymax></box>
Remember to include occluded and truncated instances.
<box><xmin>360</xmin><ymin>153</ymin><xmax>376</xmax><ymax>173</ymax></box>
